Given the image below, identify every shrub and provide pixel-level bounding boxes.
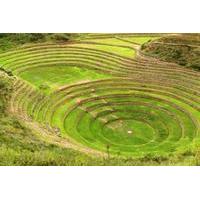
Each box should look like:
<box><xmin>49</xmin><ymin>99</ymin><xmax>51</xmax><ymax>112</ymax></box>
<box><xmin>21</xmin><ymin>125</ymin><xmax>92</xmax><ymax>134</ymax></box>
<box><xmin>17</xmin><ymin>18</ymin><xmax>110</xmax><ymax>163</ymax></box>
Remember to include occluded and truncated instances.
<box><xmin>39</xmin><ymin>83</ymin><xmax>50</xmax><ymax>91</ymax></box>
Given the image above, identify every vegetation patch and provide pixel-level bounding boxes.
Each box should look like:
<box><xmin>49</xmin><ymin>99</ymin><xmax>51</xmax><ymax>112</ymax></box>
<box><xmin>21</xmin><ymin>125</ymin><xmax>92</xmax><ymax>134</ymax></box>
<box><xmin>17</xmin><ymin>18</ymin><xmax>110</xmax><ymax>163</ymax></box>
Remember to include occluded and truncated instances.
<box><xmin>141</xmin><ymin>34</ymin><xmax>200</xmax><ymax>70</ymax></box>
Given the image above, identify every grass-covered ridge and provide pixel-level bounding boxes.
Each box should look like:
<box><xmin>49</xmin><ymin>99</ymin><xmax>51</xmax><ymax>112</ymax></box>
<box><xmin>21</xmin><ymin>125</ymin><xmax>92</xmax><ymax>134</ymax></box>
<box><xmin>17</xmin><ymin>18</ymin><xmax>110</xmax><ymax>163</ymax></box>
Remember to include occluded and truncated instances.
<box><xmin>141</xmin><ymin>34</ymin><xmax>200</xmax><ymax>70</ymax></box>
<box><xmin>0</xmin><ymin>33</ymin><xmax>200</xmax><ymax>165</ymax></box>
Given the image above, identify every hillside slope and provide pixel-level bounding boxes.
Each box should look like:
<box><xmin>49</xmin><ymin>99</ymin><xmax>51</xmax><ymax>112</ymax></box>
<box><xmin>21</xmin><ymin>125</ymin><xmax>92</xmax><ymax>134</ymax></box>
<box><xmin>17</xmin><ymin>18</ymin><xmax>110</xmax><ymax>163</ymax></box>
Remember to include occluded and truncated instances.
<box><xmin>141</xmin><ymin>34</ymin><xmax>200</xmax><ymax>70</ymax></box>
<box><xmin>0</xmin><ymin>71</ymin><xmax>101</xmax><ymax>165</ymax></box>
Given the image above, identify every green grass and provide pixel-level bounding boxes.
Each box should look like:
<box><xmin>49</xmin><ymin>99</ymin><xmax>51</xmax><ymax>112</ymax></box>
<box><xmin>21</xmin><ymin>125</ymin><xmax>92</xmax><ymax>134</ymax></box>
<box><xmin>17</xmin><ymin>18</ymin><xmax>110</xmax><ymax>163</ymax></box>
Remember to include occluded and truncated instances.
<box><xmin>121</xmin><ymin>36</ymin><xmax>160</xmax><ymax>44</ymax></box>
<box><xmin>1</xmin><ymin>114</ymin><xmax>199</xmax><ymax>166</ymax></box>
<box><xmin>62</xmin><ymin>91</ymin><xmax>198</xmax><ymax>156</ymax></box>
<box><xmin>80</xmin><ymin>38</ymin><xmax>135</xmax><ymax>46</ymax></box>
<box><xmin>19</xmin><ymin>65</ymin><xmax>111</xmax><ymax>93</ymax></box>
<box><xmin>0</xmin><ymin>33</ymin><xmax>200</xmax><ymax>165</ymax></box>
<box><xmin>68</xmin><ymin>43</ymin><xmax>136</xmax><ymax>58</ymax></box>
<box><xmin>0</xmin><ymin>72</ymin><xmax>196</xmax><ymax>166</ymax></box>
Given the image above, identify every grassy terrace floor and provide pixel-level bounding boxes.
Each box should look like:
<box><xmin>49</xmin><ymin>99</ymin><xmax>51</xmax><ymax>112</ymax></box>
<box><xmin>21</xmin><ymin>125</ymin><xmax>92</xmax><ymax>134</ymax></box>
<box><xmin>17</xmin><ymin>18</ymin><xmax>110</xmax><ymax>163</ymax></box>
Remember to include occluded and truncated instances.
<box><xmin>19</xmin><ymin>66</ymin><xmax>111</xmax><ymax>93</ymax></box>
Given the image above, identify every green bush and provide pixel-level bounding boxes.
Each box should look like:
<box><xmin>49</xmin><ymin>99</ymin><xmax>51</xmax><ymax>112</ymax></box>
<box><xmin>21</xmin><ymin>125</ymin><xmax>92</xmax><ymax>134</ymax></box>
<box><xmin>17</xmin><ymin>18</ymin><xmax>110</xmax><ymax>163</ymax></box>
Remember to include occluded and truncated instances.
<box><xmin>39</xmin><ymin>83</ymin><xmax>50</xmax><ymax>91</ymax></box>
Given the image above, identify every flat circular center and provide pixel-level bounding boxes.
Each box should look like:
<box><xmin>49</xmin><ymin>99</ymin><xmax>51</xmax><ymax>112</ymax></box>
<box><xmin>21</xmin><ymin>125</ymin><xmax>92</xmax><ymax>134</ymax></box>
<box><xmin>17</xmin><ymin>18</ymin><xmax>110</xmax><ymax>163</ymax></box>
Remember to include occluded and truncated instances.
<box><xmin>102</xmin><ymin>119</ymin><xmax>155</xmax><ymax>146</ymax></box>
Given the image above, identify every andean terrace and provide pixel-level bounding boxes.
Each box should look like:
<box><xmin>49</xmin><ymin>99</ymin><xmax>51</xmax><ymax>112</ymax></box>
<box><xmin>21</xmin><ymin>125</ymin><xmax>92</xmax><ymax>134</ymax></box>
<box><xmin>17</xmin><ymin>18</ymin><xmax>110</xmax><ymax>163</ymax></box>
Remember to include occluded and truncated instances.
<box><xmin>0</xmin><ymin>33</ymin><xmax>200</xmax><ymax>160</ymax></box>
